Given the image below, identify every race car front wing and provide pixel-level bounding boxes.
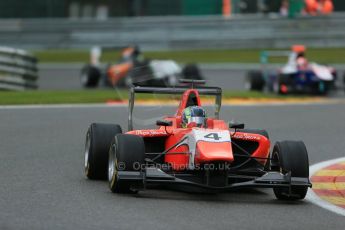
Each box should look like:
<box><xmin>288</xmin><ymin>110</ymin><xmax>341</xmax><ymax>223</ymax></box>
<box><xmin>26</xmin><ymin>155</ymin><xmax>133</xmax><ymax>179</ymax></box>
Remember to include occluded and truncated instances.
<box><xmin>116</xmin><ymin>167</ymin><xmax>312</xmax><ymax>192</ymax></box>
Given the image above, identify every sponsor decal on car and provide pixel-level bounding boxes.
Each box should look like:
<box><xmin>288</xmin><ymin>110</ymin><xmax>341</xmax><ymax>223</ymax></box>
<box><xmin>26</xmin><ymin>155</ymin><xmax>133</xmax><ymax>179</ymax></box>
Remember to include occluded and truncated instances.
<box><xmin>128</xmin><ymin>129</ymin><xmax>168</xmax><ymax>137</ymax></box>
<box><xmin>232</xmin><ymin>133</ymin><xmax>261</xmax><ymax>141</ymax></box>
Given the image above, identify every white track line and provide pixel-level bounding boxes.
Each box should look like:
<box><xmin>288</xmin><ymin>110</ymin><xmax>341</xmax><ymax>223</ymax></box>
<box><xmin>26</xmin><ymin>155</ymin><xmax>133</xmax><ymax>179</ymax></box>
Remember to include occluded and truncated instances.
<box><xmin>306</xmin><ymin>157</ymin><xmax>345</xmax><ymax>217</ymax></box>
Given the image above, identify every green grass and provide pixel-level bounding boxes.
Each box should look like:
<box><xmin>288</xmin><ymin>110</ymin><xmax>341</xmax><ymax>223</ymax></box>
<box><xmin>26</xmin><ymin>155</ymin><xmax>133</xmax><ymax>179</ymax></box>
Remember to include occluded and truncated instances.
<box><xmin>34</xmin><ymin>48</ymin><xmax>345</xmax><ymax>64</ymax></box>
<box><xmin>222</xmin><ymin>90</ymin><xmax>298</xmax><ymax>99</ymax></box>
<box><xmin>0</xmin><ymin>89</ymin><xmax>306</xmax><ymax>105</ymax></box>
<box><xmin>0</xmin><ymin>90</ymin><xmax>122</xmax><ymax>105</ymax></box>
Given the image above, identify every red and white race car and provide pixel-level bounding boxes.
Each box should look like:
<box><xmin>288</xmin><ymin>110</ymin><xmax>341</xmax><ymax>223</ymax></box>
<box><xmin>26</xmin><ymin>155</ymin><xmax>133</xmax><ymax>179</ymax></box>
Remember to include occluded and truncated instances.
<box><xmin>84</xmin><ymin>80</ymin><xmax>311</xmax><ymax>200</ymax></box>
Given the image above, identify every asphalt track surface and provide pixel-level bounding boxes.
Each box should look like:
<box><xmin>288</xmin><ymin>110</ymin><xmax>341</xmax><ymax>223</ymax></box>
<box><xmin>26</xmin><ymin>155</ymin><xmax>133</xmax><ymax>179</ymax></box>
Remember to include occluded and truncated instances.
<box><xmin>39</xmin><ymin>65</ymin><xmax>246</xmax><ymax>90</ymax></box>
<box><xmin>1</xmin><ymin>103</ymin><xmax>345</xmax><ymax>230</ymax></box>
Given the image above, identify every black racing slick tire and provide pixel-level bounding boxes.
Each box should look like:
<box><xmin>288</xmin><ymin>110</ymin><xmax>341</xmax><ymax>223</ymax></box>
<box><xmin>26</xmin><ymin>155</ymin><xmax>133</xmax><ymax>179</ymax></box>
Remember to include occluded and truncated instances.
<box><xmin>84</xmin><ymin>123</ymin><xmax>122</xmax><ymax>180</ymax></box>
<box><xmin>80</xmin><ymin>64</ymin><xmax>101</xmax><ymax>88</ymax></box>
<box><xmin>108</xmin><ymin>134</ymin><xmax>145</xmax><ymax>193</ymax></box>
<box><xmin>182</xmin><ymin>64</ymin><xmax>204</xmax><ymax>80</ymax></box>
<box><xmin>245</xmin><ymin>71</ymin><xmax>265</xmax><ymax>91</ymax></box>
<box><xmin>271</xmin><ymin>141</ymin><xmax>309</xmax><ymax>200</ymax></box>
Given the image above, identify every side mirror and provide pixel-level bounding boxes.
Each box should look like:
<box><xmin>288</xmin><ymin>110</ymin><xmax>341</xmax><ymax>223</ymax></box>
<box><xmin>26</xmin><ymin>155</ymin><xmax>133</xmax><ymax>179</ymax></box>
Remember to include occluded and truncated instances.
<box><xmin>229</xmin><ymin>122</ymin><xmax>245</xmax><ymax>129</ymax></box>
<box><xmin>156</xmin><ymin>120</ymin><xmax>173</xmax><ymax>127</ymax></box>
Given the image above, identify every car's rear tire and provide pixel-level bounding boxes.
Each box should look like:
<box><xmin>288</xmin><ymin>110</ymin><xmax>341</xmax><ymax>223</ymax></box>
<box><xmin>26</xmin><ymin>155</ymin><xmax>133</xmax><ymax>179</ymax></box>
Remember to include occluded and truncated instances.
<box><xmin>84</xmin><ymin>123</ymin><xmax>122</xmax><ymax>180</ymax></box>
<box><xmin>108</xmin><ymin>134</ymin><xmax>145</xmax><ymax>193</ymax></box>
<box><xmin>271</xmin><ymin>141</ymin><xmax>309</xmax><ymax>200</ymax></box>
<box><xmin>245</xmin><ymin>71</ymin><xmax>265</xmax><ymax>91</ymax></box>
<box><xmin>80</xmin><ymin>64</ymin><xmax>101</xmax><ymax>88</ymax></box>
<box><xmin>182</xmin><ymin>64</ymin><xmax>204</xmax><ymax>80</ymax></box>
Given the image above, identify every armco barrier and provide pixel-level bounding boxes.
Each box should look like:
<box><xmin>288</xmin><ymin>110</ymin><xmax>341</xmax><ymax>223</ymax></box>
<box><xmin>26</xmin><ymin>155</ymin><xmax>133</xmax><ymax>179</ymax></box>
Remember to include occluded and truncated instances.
<box><xmin>0</xmin><ymin>47</ymin><xmax>38</xmax><ymax>90</ymax></box>
<box><xmin>1</xmin><ymin>13</ymin><xmax>345</xmax><ymax>50</ymax></box>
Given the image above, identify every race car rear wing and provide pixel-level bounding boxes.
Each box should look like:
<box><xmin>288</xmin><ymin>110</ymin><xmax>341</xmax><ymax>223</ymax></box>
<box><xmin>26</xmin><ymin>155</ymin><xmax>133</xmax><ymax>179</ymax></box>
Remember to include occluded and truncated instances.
<box><xmin>128</xmin><ymin>84</ymin><xmax>222</xmax><ymax>131</ymax></box>
<box><xmin>260</xmin><ymin>50</ymin><xmax>291</xmax><ymax>65</ymax></box>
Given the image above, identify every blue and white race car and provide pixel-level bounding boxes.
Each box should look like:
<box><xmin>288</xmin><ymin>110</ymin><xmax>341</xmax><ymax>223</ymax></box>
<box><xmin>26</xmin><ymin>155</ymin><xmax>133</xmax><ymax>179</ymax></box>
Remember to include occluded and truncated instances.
<box><xmin>245</xmin><ymin>45</ymin><xmax>338</xmax><ymax>95</ymax></box>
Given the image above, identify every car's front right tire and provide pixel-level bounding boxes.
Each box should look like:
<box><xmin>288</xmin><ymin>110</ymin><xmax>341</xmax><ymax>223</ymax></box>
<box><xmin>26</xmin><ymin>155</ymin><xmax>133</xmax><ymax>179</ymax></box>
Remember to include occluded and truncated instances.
<box><xmin>108</xmin><ymin>134</ymin><xmax>145</xmax><ymax>193</ymax></box>
<box><xmin>84</xmin><ymin>123</ymin><xmax>122</xmax><ymax>180</ymax></box>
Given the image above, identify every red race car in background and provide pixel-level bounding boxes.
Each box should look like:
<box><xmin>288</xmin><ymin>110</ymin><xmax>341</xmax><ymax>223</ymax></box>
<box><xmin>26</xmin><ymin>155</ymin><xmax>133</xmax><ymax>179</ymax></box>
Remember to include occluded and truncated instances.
<box><xmin>80</xmin><ymin>45</ymin><xmax>203</xmax><ymax>88</ymax></box>
<box><xmin>84</xmin><ymin>79</ymin><xmax>311</xmax><ymax>200</ymax></box>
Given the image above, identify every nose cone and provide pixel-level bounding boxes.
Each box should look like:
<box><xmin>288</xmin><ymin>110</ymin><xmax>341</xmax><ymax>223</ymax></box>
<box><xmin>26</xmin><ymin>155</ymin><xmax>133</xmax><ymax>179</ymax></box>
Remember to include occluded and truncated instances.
<box><xmin>195</xmin><ymin>141</ymin><xmax>234</xmax><ymax>164</ymax></box>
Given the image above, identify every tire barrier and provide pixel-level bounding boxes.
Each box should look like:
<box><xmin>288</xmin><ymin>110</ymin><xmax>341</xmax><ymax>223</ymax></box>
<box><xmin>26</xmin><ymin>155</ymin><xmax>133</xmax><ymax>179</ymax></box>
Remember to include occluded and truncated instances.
<box><xmin>0</xmin><ymin>47</ymin><xmax>38</xmax><ymax>90</ymax></box>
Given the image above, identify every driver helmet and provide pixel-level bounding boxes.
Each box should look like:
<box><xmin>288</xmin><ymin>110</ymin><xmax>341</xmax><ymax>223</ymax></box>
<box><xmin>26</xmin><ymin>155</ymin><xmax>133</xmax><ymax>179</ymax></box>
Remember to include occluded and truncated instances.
<box><xmin>182</xmin><ymin>106</ymin><xmax>206</xmax><ymax>128</ymax></box>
